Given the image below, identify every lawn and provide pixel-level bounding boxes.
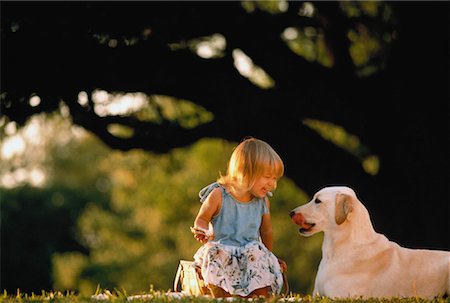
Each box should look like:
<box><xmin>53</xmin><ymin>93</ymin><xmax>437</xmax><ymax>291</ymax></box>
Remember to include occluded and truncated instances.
<box><xmin>1</xmin><ymin>290</ymin><xmax>448</xmax><ymax>303</ymax></box>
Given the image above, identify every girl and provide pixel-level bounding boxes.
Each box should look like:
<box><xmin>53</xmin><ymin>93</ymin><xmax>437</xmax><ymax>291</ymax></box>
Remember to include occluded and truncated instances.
<box><xmin>191</xmin><ymin>137</ymin><xmax>287</xmax><ymax>298</ymax></box>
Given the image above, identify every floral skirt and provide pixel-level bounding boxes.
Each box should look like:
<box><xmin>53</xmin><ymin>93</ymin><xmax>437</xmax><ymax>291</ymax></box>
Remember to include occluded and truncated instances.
<box><xmin>193</xmin><ymin>241</ymin><xmax>283</xmax><ymax>296</ymax></box>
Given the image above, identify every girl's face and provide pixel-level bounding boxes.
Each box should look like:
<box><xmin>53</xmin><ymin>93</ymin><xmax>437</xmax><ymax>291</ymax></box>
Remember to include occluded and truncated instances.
<box><xmin>250</xmin><ymin>170</ymin><xmax>279</xmax><ymax>199</ymax></box>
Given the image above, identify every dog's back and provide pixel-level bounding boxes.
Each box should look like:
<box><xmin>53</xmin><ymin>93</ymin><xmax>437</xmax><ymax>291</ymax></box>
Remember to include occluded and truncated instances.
<box><xmin>361</xmin><ymin>240</ymin><xmax>450</xmax><ymax>298</ymax></box>
<box><xmin>393</xmin><ymin>245</ymin><xmax>450</xmax><ymax>298</ymax></box>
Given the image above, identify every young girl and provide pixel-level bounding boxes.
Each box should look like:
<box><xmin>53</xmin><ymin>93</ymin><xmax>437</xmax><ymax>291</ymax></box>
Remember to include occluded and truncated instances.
<box><xmin>191</xmin><ymin>137</ymin><xmax>287</xmax><ymax>298</ymax></box>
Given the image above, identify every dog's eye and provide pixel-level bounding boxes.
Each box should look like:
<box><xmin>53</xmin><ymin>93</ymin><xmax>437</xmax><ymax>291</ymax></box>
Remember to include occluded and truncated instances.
<box><xmin>314</xmin><ymin>198</ymin><xmax>322</xmax><ymax>204</ymax></box>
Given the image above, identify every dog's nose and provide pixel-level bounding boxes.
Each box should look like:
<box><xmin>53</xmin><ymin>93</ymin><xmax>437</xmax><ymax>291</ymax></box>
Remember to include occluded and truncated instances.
<box><xmin>289</xmin><ymin>211</ymin><xmax>295</xmax><ymax>218</ymax></box>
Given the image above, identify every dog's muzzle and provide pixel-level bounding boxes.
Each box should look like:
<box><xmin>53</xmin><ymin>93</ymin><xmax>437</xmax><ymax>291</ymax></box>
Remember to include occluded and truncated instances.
<box><xmin>290</xmin><ymin>211</ymin><xmax>315</xmax><ymax>232</ymax></box>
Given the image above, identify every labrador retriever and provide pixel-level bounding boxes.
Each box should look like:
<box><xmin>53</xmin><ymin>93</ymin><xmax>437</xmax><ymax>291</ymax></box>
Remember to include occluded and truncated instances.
<box><xmin>290</xmin><ymin>186</ymin><xmax>449</xmax><ymax>299</ymax></box>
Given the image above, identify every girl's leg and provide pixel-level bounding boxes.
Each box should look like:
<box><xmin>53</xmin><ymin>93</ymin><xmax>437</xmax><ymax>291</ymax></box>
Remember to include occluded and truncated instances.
<box><xmin>207</xmin><ymin>284</ymin><xmax>232</xmax><ymax>298</ymax></box>
<box><xmin>208</xmin><ymin>285</ymin><xmax>270</xmax><ymax>298</ymax></box>
<box><xmin>246</xmin><ymin>286</ymin><xmax>271</xmax><ymax>298</ymax></box>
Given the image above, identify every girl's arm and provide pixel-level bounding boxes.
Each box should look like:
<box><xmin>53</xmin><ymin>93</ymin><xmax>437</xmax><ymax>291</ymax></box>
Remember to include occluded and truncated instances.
<box><xmin>193</xmin><ymin>187</ymin><xmax>221</xmax><ymax>243</ymax></box>
<box><xmin>260</xmin><ymin>197</ymin><xmax>273</xmax><ymax>251</ymax></box>
<box><xmin>260</xmin><ymin>198</ymin><xmax>288</xmax><ymax>272</ymax></box>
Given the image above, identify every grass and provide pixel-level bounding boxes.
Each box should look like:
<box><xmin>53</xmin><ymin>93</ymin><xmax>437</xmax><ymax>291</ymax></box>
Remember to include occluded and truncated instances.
<box><xmin>0</xmin><ymin>289</ymin><xmax>448</xmax><ymax>303</ymax></box>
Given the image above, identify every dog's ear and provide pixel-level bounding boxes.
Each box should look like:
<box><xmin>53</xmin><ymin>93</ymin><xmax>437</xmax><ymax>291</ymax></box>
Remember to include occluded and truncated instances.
<box><xmin>335</xmin><ymin>193</ymin><xmax>354</xmax><ymax>225</ymax></box>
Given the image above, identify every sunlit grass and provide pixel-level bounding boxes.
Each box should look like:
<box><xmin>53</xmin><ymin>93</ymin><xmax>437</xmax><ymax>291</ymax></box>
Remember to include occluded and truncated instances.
<box><xmin>1</xmin><ymin>289</ymin><xmax>448</xmax><ymax>303</ymax></box>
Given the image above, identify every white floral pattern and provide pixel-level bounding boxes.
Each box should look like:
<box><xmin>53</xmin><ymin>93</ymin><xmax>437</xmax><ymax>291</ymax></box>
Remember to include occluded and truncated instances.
<box><xmin>194</xmin><ymin>241</ymin><xmax>283</xmax><ymax>296</ymax></box>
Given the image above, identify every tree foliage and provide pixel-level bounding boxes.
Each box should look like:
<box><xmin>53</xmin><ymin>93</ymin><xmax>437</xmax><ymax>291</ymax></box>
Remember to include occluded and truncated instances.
<box><xmin>1</xmin><ymin>114</ymin><xmax>318</xmax><ymax>294</ymax></box>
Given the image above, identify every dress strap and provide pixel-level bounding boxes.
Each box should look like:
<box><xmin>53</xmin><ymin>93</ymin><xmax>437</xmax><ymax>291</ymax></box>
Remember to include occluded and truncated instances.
<box><xmin>199</xmin><ymin>182</ymin><xmax>272</xmax><ymax>203</ymax></box>
<box><xmin>198</xmin><ymin>182</ymin><xmax>222</xmax><ymax>203</ymax></box>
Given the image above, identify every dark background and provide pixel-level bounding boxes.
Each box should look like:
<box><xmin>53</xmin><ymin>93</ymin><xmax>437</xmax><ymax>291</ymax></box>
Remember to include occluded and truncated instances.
<box><xmin>1</xmin><ymin>1</ymin><xmax>449</xmax><ymax>294</ymax></box>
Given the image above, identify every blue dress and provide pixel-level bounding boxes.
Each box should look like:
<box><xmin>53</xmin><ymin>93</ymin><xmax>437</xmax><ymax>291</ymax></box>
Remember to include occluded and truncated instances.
<box><xmin>193</xmin><ymin>182</ymin><xmax>283</xmax><ymax>296</ymax></box>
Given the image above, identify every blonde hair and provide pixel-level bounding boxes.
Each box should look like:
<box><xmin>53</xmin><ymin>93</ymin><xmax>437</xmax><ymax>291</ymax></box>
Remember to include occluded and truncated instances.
<box><xmin>218</xmin><ymin>137</ymin><xmax>284</xmax><ymax>195</ymax></box>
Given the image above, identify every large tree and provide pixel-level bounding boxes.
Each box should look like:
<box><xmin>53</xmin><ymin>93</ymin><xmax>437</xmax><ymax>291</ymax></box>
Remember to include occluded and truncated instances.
<box><xmin>2</xmin><ymin>1</ymin><xmax>448</xmax><ymax>249</ymax></box>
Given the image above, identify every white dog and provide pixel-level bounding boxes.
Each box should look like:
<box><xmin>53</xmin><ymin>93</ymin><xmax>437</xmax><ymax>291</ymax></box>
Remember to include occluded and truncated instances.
<box><xmin>290</xmin><ymin>186</ymin><xmax>449</xmax><ymax>299</ymax></box>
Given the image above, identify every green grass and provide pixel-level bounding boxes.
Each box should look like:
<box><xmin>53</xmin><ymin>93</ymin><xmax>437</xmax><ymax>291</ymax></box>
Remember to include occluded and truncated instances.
<box><xmin>1</xmin><ymin>289</ymin><xmax>448</xmax><ymax>303</ymax></box>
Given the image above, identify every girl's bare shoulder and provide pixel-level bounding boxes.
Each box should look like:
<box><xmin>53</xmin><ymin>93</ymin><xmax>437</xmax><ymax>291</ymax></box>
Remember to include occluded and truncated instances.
<box><xmin>202</xmin><ymin>187</ymin><xmax>223</xmax><ymax>217</ymax></box>
<box><xmin>204</xmin><ymin>187</ymin><xmax>223</xmax><ymax>205</ymax></box>
<box><xmin>211</xmin><ymin>186</ymin><xmax>223</xmax><ymax>197</ymax></box>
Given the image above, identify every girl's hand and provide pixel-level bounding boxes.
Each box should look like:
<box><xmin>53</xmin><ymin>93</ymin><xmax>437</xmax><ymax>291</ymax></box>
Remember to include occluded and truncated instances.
<box><xmin>278</xmin><ymin>258</ymin><xmax>287</xmax><ymax>273</ymax></box>
<box><xmin>190</xmin><ymin>226</ymin><xmax>214</xmax><ymax>244</ymax></box>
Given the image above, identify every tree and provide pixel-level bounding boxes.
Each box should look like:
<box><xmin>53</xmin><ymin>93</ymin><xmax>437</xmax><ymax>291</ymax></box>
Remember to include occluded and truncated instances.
<box><xmin>0</xmin><ymin>113</ymin><xmax>318</xmax><ymax>294</ymax></box>
<box><xmin>1</xmin><ymin>0</ymin><xmax>448</xmax><ymax>254</ymax></box>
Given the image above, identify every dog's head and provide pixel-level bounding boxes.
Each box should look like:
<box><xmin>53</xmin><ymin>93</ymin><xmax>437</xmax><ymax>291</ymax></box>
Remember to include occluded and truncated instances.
<box><xmin>289</xmin><ymin>186</ymin><xmax>357</xmax><ymax>236</ymax></box>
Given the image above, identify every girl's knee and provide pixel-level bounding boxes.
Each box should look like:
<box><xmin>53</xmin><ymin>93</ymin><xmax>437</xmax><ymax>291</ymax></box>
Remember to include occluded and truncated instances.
<box><xmin>207</xmin><ymin>284</ymin><xmax>232</xmax><ymax>298</ymax></box>
<box><xmin>247</xmin><ymin>286</ymin><xmax>271</xmax><ymax>298</ymax></box>
<box><xmin>207</xmin><ymin>285</ymin><xmax>271</xmax><ymax>298</ymax></box>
